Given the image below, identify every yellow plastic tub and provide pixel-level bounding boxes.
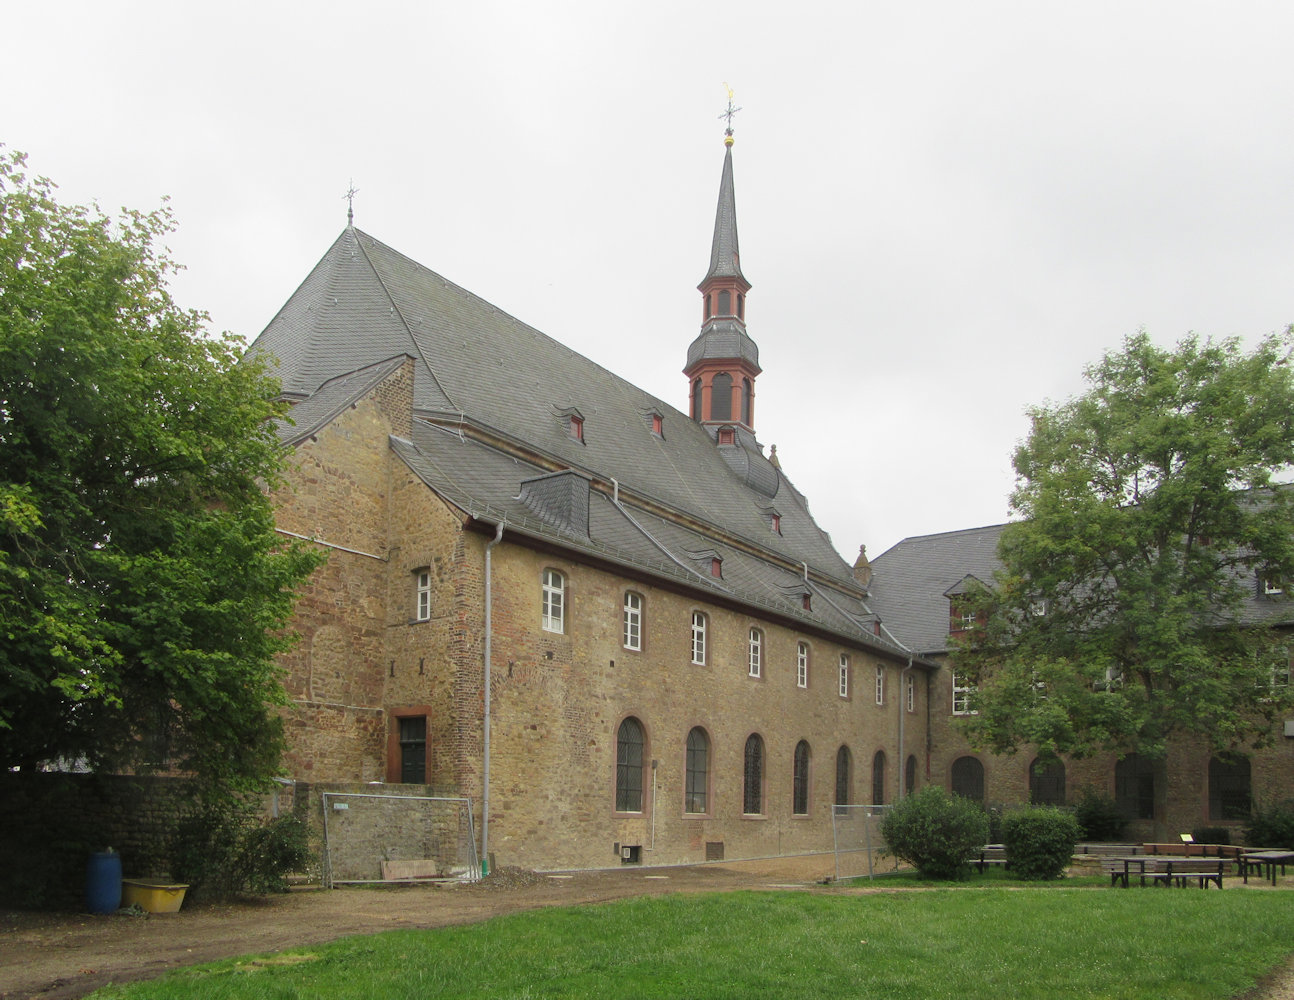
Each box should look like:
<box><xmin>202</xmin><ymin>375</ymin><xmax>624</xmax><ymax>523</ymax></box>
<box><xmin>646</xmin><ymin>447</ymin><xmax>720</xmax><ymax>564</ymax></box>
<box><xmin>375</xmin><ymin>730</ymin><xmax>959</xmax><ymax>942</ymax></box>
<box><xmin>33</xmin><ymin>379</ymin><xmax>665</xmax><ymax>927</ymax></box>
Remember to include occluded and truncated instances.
<box><xmin>121</xmin><ymin>879</ymin><xmax>188</xmax><ymax>913</ymax></box>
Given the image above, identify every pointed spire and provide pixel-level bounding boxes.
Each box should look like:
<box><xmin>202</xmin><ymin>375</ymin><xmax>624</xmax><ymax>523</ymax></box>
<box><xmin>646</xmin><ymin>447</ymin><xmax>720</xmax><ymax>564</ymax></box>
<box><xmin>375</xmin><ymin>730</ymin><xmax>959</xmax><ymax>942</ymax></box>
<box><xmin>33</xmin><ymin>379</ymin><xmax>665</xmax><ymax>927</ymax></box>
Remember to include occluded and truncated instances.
<box><xmin>701</xmin><ymin>145</ymin><xmax>745</xmax><ymax>285</ymax></box>
<box><xmin>344</xmin><ymin>180</ymin><xmax>359</xmax><ymax>227</ymax></box>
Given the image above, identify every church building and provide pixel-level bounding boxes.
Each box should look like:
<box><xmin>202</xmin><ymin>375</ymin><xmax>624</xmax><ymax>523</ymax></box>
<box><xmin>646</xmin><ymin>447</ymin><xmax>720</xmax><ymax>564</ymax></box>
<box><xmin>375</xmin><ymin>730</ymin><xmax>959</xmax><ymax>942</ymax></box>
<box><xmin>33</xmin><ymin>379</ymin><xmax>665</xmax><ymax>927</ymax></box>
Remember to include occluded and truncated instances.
<box><xmin>249</xmin><ymin>128</ymin><xmax>935</xmax><ymax>871</ymax></box>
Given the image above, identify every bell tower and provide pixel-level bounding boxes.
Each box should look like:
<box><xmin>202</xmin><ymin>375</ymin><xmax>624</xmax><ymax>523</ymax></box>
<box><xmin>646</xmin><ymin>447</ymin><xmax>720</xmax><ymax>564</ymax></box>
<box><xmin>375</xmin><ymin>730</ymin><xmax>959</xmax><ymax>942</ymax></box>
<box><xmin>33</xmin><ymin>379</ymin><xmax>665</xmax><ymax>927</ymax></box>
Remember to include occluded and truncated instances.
<box><xmin>685</xmin><ymin>98</ymin><xmax>761</xmax><ymax>434</ymax></box>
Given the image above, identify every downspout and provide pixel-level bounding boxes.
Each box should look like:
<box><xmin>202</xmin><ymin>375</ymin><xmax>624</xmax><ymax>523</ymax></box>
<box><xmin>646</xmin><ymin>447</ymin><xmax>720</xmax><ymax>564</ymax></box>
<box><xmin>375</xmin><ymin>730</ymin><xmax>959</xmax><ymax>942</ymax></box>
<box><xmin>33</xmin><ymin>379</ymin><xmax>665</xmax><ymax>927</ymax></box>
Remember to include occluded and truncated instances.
<box><xmin>481</xmin><ymin>519</ymin><xmax>505</xmax><ymax>877</ymax></box>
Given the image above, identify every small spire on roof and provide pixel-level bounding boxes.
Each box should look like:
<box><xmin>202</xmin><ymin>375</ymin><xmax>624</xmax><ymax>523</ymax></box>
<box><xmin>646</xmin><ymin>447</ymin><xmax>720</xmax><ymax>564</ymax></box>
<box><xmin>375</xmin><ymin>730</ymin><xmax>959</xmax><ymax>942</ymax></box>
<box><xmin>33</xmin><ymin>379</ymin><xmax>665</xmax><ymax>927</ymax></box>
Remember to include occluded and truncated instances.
<box><xmin>344</xmin><ymin>180</ymin><xmax>360</xmax><ymax>226</ymax></box>
<box><xmin>768</xmin><ymin>444</ymin><xmax>779</xmax><ymax>468</ymax></box>
<box><xmin>719</xmin><ymin>83</ymin><xmax>741</xmax><ymax>147</ymax></box>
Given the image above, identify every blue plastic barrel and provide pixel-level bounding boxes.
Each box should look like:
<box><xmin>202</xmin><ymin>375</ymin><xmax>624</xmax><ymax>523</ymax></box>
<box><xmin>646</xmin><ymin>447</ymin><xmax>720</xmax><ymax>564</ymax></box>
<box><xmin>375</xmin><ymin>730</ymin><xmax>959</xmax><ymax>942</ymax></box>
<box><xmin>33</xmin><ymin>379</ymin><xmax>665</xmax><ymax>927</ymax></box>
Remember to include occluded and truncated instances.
<box><xmin>86</xmin><ymin>850</ymin><xmax>122</xmax><ymax>914</ymax></box>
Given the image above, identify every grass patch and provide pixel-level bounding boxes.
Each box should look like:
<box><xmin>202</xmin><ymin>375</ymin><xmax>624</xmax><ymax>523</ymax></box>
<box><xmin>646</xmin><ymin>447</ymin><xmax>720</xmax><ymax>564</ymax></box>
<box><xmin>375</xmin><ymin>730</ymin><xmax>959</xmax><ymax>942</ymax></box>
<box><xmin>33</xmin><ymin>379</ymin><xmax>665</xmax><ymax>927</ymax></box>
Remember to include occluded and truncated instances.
<box><xmin>840</xmin><ymin>866</ymin><xmax>1108</xmax><ymax>888</ymax></box>
<box><xmin>89</xmin><ymin>889</ymin><xmax>1293</xmax><ymax>999</ymax></box>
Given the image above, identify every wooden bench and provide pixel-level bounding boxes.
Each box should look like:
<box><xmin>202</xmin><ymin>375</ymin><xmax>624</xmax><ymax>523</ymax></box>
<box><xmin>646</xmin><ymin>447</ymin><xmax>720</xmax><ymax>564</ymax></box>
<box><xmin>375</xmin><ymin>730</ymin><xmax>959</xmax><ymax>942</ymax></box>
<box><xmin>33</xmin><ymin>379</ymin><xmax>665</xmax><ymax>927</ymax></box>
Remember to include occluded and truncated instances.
<box><xmin>969</xmin><ymin>845</ymin><xmax>1009</xmax><ymax>874</ymax></box>
<box><xmin>1102</xmin><ymin>858</ymin><xmax>1173</xmax><ymax>888</ymax></box>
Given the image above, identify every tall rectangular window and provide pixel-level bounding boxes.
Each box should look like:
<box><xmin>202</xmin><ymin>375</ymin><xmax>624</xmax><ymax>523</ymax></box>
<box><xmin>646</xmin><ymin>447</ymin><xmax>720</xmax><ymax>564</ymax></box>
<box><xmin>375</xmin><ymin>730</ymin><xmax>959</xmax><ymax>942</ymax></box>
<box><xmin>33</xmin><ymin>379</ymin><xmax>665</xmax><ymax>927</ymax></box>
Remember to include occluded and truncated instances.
<box><xmin>622</xmin><ymin>592</ymin><xmax>642</xmax><ymax>651</ymax></box>
<box><xmin>838</xmin><ymin>654</ymin><xmax>850</xmax><ymax>698</ymax></box>
<box><xmin>796</xmin><ymin>642</ymin><xmax>809</xmax><ymax>689</ymax></box>
<box><xmin>952</xmin><ymin>672</ymin><xmax>977</xmax><ymax>715</ymax></box>
<box><xmin>906</xmin><ymin>675</ymin><xmax>915</xmax><ymax>712</ymax></box>
<box><xmin>691</xmin><ymin>611</ymin><xmax>707</xmax><ymax>665</ymax></box>
<box><xmin>875</xmin><ymin>665</ymin><xmax>885</xmax><ymax>705</ymax></box>
<box><xmin>748</xmin><ymin>628</ymin><xmax>762</xmax><ymax>678</ymax></box>
<box><xmin>414</xmin><ymin>568</ymin><xmax>431</xmax><ymax>622</ymax></box>
<box><xmin>542</xmin><ymin>569</ymin><xmax>565</xmax><ymax>633</ymax></box>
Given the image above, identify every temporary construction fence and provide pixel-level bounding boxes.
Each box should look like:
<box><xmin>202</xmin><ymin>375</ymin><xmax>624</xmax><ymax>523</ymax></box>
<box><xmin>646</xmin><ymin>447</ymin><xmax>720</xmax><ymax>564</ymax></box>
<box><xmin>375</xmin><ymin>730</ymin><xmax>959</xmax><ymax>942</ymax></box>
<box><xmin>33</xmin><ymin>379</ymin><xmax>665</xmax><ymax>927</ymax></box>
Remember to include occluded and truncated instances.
<box><xmin>830</xmin><ymin>803</ymin><xmax>896</xmax><ymax>880</ymax></box>
<box><xmin>321</xmin><ymin>791</ymin><xmax>481</xmax><ymax>887</ymax></box>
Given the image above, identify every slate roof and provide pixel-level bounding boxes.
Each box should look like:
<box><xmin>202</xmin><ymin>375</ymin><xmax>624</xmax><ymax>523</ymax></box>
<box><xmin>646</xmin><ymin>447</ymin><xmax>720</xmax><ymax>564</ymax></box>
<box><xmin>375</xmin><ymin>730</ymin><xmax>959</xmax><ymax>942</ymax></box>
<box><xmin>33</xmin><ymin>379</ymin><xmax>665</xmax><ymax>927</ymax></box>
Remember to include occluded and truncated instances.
<box><xmin>870</xmin><ymin>518</ymin><xmax>1294</xmax><ymax>656</ymax></box>
<box><xmin>701</xmin><ymin>145</ymin><xmax>745</xmax><ymax>285</ymax></box>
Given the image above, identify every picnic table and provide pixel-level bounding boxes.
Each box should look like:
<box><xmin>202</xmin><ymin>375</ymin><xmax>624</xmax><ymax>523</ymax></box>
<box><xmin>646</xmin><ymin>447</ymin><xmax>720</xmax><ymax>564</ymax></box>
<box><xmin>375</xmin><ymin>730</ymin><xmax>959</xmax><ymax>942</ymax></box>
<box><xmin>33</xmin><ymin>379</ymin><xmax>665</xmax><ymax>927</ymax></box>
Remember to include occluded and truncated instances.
<box><xmin>1108</xmin><ymin>856</ymin><xmax>1226</xmax><ymax>889</ymax></box>
<box><xmin>1240</xmin><ymin>851</ymin><xmax>1294</xmax><ymax>886</ymax></box>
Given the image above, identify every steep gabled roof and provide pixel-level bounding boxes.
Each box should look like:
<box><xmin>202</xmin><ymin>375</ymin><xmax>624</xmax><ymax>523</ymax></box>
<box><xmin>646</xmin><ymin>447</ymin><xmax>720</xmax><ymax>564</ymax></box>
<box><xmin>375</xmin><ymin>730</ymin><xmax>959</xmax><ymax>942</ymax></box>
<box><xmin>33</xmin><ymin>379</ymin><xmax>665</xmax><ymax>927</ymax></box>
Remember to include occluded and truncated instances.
<box><xmin>249</xmin><ymin>227</ymin><xmax>861</xmax><ymax>590</ymax></box>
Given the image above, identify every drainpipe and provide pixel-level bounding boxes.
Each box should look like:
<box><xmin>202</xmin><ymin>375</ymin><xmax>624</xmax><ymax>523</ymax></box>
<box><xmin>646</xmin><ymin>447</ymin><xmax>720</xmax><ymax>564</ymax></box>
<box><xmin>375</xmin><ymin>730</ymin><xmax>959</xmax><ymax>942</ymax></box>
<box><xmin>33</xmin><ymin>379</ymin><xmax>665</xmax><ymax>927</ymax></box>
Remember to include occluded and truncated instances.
<box><xmin>481</xmin><ymin>519</ymin><xmax>505</xmax><ymax>876</ymax></box>
<box><xmin>897</xmin><ymin>654</ymin><xmax>914</xmax><ymax>799</ymax></box>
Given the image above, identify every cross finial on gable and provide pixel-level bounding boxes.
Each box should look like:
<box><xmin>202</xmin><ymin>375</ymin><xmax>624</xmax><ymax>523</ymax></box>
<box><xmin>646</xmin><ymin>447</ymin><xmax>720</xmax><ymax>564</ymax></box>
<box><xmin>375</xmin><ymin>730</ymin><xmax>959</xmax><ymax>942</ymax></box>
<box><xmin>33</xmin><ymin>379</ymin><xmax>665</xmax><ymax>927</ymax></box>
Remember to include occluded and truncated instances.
<box><xmin>344</xmin><ymin>180</ymin><xmax>360</xmax><ymax>226</ymax></box>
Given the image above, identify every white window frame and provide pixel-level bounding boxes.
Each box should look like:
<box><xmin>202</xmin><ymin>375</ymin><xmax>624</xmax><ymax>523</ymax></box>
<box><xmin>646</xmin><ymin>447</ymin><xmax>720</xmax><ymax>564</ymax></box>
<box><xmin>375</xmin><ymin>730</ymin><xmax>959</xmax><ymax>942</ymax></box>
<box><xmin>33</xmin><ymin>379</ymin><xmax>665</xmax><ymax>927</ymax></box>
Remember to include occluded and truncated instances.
<box><xmin>838</xmin><ymin>654</ymin><xmax>850</xmax><ymax>698</ymax></box>
<box><xmin>691</xmin><ymin>611</ymin><xmax>707</xmax><ymax>665</ymax></box>
<box><xmin>952</xmin><ymin>671</ymin><xmax>977</xmax><ymax>716</ymax></box>
<box><xmin>541</xmin><ymin>568</ymin><xmax>565</xmax><ymax>633</ymax></box>
<box><xmin>875</xmin><ymin>665</ymin><xmax>885</xmax><ymax>706</ymax></box>
<box><xmin>414</xmin><ymin>568</ymin><xmax>431</xmax><ymax>622</ymax></box>
<box><xmin>906</xmin><ymin>674</ymin><xmax>915</xmax><ymax>712</ymax></box>
<box><xmin>622</xmin><ymin>592</ymin><xmax>642</xmax><ymax>651</ymax></box>
<box><xmin>796</xmin><ymin>642</ymin><xmax>809</xmax><ymax>689</ymax></box>
<box><xmin>748</xmin><ymin>628</ymin><xmax>762</xmax><ymax>678</ymax></box>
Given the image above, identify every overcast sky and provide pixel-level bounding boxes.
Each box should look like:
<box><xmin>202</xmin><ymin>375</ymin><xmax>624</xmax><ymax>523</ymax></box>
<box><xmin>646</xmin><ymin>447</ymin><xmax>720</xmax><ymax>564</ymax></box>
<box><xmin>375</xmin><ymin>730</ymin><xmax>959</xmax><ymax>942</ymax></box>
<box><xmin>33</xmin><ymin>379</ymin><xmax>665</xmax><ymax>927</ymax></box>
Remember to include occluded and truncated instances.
<box><xmin>9</xmin><ymin>2</ymin><xmax>1294</xmax><ymax>560</ymax></box>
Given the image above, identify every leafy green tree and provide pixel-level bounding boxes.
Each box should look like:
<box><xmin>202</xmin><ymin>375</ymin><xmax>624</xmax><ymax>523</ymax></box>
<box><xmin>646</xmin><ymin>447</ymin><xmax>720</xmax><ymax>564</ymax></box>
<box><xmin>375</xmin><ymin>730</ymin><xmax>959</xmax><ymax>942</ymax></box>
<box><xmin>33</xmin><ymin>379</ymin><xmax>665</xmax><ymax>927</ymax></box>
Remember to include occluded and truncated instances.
<box><xmin>0</xmin><ymin>150</ymin><xmax>324</xmax><ymax>796</ymax></box>
<box><xmin>957</xmin><ymin>331</ymin><xmax>1294</xmax><ymax>763</ymax></box>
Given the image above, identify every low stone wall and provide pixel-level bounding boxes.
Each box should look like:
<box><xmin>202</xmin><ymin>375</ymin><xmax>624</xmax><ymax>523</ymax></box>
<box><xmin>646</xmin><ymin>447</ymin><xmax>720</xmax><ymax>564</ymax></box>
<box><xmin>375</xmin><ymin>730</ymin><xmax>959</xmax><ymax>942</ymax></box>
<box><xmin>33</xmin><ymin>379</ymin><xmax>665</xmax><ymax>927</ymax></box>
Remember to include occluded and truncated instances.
<box><xmin>0</xmin><ymin>772</ymin><xmax>203</xmax><ymax>910</ymax></box>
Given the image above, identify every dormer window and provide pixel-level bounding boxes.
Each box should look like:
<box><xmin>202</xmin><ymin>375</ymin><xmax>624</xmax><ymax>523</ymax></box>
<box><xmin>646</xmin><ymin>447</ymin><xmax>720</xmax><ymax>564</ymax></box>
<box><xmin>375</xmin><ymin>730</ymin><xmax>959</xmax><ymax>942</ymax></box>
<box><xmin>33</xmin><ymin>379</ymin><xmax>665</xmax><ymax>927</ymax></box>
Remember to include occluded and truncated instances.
<box><xmin>802</xmin><ymin>593</ymin><xmax>811</xmax><ymax>612</ymax></box>
<box><xmin>717</xmin><ymin>427</ymin><xmax>735</xmax><ymax>445</ymax></box>
<box><xmin>771</xmin><ymin>513</ymin><xmax>781</xmax><ymax>534</ymax></box>
<box><xmin>710</xmin><ymin>557</ymin><xmax>723</xmax><ymax>578</ymax></box>
<box><xmin>1264</xmin><ymin>578</ymin><xmax>1284</xmax><ymax>596</ymax></box>
<box><xmin>568</xmin><ymin>414</ymin><xmax>583</xmax><ymax>442</ymax></box>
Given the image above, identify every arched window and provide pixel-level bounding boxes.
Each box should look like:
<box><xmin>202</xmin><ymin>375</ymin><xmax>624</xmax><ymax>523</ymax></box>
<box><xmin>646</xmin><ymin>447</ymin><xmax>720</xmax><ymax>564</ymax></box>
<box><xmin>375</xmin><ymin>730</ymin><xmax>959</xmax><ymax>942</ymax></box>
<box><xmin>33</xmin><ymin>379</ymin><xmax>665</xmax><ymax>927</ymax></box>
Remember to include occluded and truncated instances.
<box><xmin>718</xmin><ymin>289</ymin><xmax>731</xmax><ymax>315</ymax></box>
<box><xmin>950</xmin><ymin>756</ymin><xmax>984</xmax><ymax>802</ymax></box>
<box><xmin>741</xmin><ymin>378</ymin><xmax>752</xmax><ymax>425</ymax></box>
<box><xmin>692</xmin><ymin>378</ymin><xmax>703</xmax><ymax>421</ymax></box>
<box><xmin>622</xmin><ymin>592</ymin><xmax>642</xmax><ymax>651</ymax></box>
<box><xmin>737</xmin><ymin>292</ymin><xmax>745</xmax><ymax>320</ymax></box>
<box><xmin>796</xmin><ymin>642</ymin><xmax>809</xmax><ymax>689</ymax></box>
<box><xmin>905</xmin><ymin>754</ymin><xmax>917</xmax><ymax>796</ymax></box>
<box><xmin>793</xmin><ymin>740</ymin><xmax>811</xmax><ymax>815</ymax></box>
<box><xmin>541</xmin><ymin>569</ymin><xmax>564</xmax><ymax>633</ymax></box>
<box><xmin>748</xmin><ymin>628</ymin><xmax>763</xmax><ymax>678</ymax></box>
<box><xmin>1208</xmin><ymin>755</ymin><xmax>1252</xmax><ymax>820</ymax></box>
<box><xmin>711</xmin><ymin>372</ymin><xmax>733</xmax><ymax>421</ymax></box>
<box><xmin>1115</xmin><ymin>754</ymin><xmax>1155</xmax><ymax>820</ymax></box>
<box><xmin>685</xmin><ymin>728</ymin><xmax>709</xmax><ymax>814</ymax></box>
<box><xmin>872</xmin><ymin>750</ymin><xmax>887</xmax><ymax>805</ymax></box>
<box><xmin>743</xmin><ymin>734</ymin><xmax>764</xmax><ymax>815</ymax></box>
<box><xmin>835</xmin><ymin>745</ymin><xmax>851</xmax><ymax>806</ymax></box>
<box><xmin>704</xmin><ymin>293</ymin><xmax>712</xmax><ymax>319</ymax></box>
<box><xmin>690</xmin><ymin>611</ymin><xmax>707</xmax><ymax>665</ymax></box>
<box><xmin>616</xmin><ymin>717</ymin><xmax>644</xmax><ymax>812</ymax></box>
<box><xmin>1029</xmin><ymin>757</ymin><xmax>1066</xmax><ymax>806</ymax></box>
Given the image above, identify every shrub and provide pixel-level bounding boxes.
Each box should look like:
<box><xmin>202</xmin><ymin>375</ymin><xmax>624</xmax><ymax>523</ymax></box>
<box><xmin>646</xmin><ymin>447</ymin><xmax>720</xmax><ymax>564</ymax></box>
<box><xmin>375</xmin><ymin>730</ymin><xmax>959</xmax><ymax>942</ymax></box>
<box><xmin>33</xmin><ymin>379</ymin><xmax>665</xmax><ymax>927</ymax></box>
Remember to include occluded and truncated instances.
<box><xmin>1245</xmin><ymin>800</ymin><xmax>1294</xmax><ymax>849</ymax></box>
<box><xmin>1192</xmin><ymin>826</ymin><xmax>1231</xmax><ymax>846</ymax></box>
<box><xmin>171</xmin><ymin>804</ymin><xmax>313</xmax><ymax>897</ymax></box>
<box><xmin>880</xmin><ymin>786</ymin><xmax>990</xmax><ymax>880</ymax></box>
<box><xmin>1072</xmin><ymin>788</ymin><xmax>1126</xmax><ymax>841</ymax></box>
<box><xmin>1001</xmin><ymin>807</ymin><xmax>1081</xmax><ymax>880</ymax></box>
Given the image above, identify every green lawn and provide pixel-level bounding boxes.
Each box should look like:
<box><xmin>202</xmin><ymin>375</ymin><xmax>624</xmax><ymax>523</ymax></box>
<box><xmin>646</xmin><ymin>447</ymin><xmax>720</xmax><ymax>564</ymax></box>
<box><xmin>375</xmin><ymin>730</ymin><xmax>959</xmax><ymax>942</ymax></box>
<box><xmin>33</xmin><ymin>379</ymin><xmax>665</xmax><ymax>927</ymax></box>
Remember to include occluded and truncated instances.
<box><xmin>90</xmin><ymin>888</ymin><xmax>1293</xmax><ymax>999</ymax></box>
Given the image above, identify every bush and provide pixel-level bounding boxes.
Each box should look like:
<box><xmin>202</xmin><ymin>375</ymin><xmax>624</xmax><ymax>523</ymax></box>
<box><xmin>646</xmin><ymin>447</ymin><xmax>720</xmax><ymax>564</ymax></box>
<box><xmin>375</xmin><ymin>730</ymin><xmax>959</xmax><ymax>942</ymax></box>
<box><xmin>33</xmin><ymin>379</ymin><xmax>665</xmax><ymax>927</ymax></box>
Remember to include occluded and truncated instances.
<box><xmin>1072</xmin><ymin>788</ymin><xmax>1126</xmax><ymax>841</ymax></box>
<box><xmin>1192</xmin><ymin>826</ymin><xmax>1231</xmax><ymax>846</ymax></box>
<box><xmin>1246</xmin><ymin>800</ymin><xmax>1294</xmax><ymax>849</ymax></box>
<box><xmin>1001</xmin><ymin>807</ymin><xmax>1081</xmax><ymax>880</ymax></box>
<box><xmin>880</xmin><ymin>786</ymin><xmax>990</xmax><ymax>880</ymax></box>
<box><xmin>171</xmin><ymin>804</ymin><xmax>312</xmax><ymax>897</ymax></box>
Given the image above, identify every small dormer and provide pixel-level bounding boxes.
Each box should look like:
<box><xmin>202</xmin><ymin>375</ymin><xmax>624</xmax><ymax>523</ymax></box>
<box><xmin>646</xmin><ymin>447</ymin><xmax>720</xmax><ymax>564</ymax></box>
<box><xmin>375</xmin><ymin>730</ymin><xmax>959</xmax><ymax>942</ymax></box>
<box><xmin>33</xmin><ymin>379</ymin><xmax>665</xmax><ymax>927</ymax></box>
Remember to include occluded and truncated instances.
<box><xmin>642</xmin><ymin>407</ymin><xmax>664</xmax><ymax>438</ymax></box>
<box><xmin>944</xmin><ymin>574</ymin><xmax>986</xmax><ymax>633</ymax></box>
<box><xmin>554</xmin><ymin>405</ymin><xmax>585</xmax><ymax>444</ymax></box>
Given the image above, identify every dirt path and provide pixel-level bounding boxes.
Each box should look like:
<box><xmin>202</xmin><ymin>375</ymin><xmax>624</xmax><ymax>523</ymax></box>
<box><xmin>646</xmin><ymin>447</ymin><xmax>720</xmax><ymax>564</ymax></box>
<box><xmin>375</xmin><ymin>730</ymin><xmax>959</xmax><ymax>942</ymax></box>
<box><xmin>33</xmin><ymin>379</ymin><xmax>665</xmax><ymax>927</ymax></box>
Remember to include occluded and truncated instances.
<box><xmin>3</xmin><ymin>857</ymin><xmax>1291</xmax><ymax>1000</ymax></box>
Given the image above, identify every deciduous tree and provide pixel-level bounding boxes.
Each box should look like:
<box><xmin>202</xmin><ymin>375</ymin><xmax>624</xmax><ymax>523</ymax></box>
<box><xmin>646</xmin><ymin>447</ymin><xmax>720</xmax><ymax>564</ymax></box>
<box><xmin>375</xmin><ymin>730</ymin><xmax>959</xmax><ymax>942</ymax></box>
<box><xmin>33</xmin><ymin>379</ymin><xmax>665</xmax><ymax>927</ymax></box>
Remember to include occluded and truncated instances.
<box><xmin>0</xmin><ymin>150</ymin><xmax>323</xmax><ymax>795</ymax></box>
<box><xmin>957</xmin><ymin>331</ymin><xmax>1294</xmax><ymax>762</ymax></box>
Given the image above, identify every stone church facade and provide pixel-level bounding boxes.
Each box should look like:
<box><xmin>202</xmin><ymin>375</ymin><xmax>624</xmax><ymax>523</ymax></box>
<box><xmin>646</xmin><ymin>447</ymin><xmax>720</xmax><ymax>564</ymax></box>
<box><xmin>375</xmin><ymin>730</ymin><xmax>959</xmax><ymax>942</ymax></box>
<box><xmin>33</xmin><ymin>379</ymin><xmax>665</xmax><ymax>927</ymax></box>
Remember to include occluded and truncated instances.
<box><xmin>251</xmin><ymin>135</ymin><xmax>1292</xmax><ymax>871</ymax></box>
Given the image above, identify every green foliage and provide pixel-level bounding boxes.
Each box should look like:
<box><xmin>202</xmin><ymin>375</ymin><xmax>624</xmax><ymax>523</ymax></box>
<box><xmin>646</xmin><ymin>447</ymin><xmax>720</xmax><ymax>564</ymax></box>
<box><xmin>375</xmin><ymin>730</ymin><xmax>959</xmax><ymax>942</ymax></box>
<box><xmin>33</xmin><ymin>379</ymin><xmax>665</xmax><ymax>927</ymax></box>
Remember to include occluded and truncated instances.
<box><xmin>0</xmin><ymin>150</ymin><xmax>325</xmax><ymax>796</ymax></box>
<box><xmin>1245</xmin><ymin>800</ymin><xmax>1294</xmax><ymax>848</ymax></box>
<box><xmin>170</xmin><ymin>803</ymin><xmax>312</xmax><ymax>897</ymax></box>
<box><xmin>880</xmin><ymin>786</ymin><xmax>990</xmax><ymax>880</ymax></box>
<box><xmin>956</xmin><ymin>331</ymin><xmax>1294</xmax><ymax>760</ymax></box>
<box><xmin>1001</xmin><ymin>806</ymin><xmax>1081</xmax><ymax>880</ymax></box>
<box><xmin>1192</xmin><ymin>826</ymin><xmax>1231</xmax><ymax>846</ymax></box>
<box><xmin>1072</xmin><ymin>787</ymin><xmax>1128</xmax><ymax>841</ymax></box>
